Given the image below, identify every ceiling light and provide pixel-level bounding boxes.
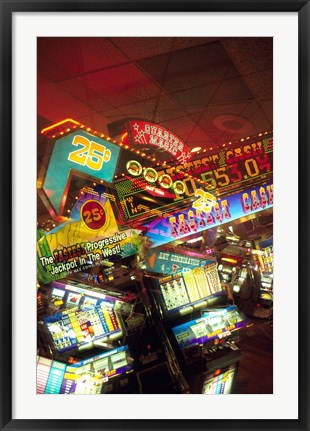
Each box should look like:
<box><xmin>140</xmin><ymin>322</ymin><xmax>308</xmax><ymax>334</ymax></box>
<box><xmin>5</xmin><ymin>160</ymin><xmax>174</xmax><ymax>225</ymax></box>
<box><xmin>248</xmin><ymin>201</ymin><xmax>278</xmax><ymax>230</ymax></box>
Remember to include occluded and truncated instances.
<box><xmin>191</xmin><ymin>146</ymin><xmax>201</xmax><ymax>153</ymax></box>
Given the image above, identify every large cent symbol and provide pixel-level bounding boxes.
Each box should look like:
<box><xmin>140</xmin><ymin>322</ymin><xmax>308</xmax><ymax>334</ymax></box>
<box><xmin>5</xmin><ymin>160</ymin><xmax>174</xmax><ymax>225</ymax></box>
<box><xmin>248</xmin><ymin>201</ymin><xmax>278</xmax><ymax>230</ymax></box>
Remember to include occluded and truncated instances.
<box><xmin>81</xmin><ymin>200</ymin><xmax>107</xmax><ymax>230</ymax></box>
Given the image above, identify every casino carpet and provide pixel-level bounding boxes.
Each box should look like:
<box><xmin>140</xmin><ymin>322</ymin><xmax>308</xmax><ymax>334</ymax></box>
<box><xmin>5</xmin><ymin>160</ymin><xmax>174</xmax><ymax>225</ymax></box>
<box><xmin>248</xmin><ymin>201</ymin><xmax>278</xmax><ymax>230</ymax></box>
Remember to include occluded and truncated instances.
<box><xmin>233</xmin><ymin>317</ymin><xmax>273</xmax><ymax>394</ymax></box>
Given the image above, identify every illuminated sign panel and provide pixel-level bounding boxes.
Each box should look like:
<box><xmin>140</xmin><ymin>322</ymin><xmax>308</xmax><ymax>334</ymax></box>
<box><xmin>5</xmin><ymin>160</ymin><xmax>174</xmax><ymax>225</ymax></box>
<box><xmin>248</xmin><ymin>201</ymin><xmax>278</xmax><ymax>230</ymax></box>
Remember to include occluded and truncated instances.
<box><xmin>144</xmin><ymin>182</ymin><xmax>273</xmax><ymax>248</ymax></box>
<box><xmin>44</xmin><ymin>360</ymin><xmax>66</xmax><ymax>394</ymax></box>
<box><xmin>42</xmin><ymin>130</ymin><xmax>120</xmax><ymax>215</ymax></box>
<box><xmin>152</xmin><ymin>134</ymin><xmax>273</xmax><ymax>193</ymax></box>
<box><xmin>37</xmin><ymin>184</ymin><xmax>142</xmax><ymax>282</ymax></box>
<box><xmin>127</xmin><ymin>120</ymin><xmax>192</xmax><ymax>163</ymax></box>
<box><xmin>115</xmin><ymin>135</ymin><xmax>272</xmax><ymax>226</ymax></box>
<box><xmin>114</xmin><ymin>176</ymin><xmax>193</xmax><ymax>225</ymax></box>
<box><xmin>36</xmin><ymin>356</ymin><xmax>52</xmax><ymax>394</ymax></box>
<box><xmin>145</xmin><ymin>250</ymin><xmax>213</xmax><ymax>275</ymax></box>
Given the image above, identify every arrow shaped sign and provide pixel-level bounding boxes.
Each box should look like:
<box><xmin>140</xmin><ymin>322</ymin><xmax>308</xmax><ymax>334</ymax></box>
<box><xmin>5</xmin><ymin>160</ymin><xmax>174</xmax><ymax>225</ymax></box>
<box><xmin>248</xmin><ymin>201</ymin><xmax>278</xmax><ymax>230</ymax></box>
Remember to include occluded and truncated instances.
<box><xmin>42</xmin><ymin>130</ymin><xmax>120</xmax><ymax>216</ymax></box>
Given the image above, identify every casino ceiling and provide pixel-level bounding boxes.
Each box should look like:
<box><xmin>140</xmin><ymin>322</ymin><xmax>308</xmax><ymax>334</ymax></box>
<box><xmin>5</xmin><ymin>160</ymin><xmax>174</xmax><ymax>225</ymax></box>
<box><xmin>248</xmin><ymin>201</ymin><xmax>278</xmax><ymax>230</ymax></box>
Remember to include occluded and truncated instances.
<box><xmin>37</xmin><ymin>37</ymin><xmax>273</xmax><ymax>241</ymax></box>
<box><xmin>37</xmin><ymin>37</ymin><xmax>272</xmax><ymax>149</ymax></box>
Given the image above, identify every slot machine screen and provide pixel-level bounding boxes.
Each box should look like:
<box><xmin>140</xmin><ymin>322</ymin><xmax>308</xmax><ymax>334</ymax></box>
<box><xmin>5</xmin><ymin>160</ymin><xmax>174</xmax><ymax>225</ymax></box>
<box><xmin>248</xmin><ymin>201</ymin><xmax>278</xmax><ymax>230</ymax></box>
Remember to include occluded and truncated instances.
<box><xmin>72</xmin><ymin>345</ymin><xmax>133</xmax><ymax>394</ymax></box>
<box><xmin>159</xmin><ymin>274</ymin><xmax>190</xmax><ymax>311</ymax></box>
<box><xmin>44</xmin><ymin>301</ymin><xmax>122</xmax><ymax>352</ymax></box>
<box><xmin>111</xmin><ymin>351</ymin><xmax>128</xmax><ymax>369</ymax></box>
<box><xmin>172</xmin><ymin>305</ymin><xmax>247</xmax><ymax>349</ymax></box>
<box><xmin>37</xmin><ymin>357</ymin><xmax>67</xmax><ymax>394</ymax></box>
<box><xmin>202</xmin><ymin>364</ymin><xmax>236</xmax><ymax>394</ymax></box>
<box><xmin>75</xmin><ymin>365</ymin><xmax>104</xmax><ymax>395</ymax></box>
<box><xmin>81</xmin><ymin>296</ymin><xmax>97</xmax><ymax>309</ymax></box>
<box><xmin>260</xmin><ymin>292</ymin><xmax>273</xmax><ymax>300</ymax></box>
<box><xmin>36</xmin><ymin>346</ymin><xmax>133</xmax><ymax>394</ymax></box>
<box><xmin>44</xmin><ymin>360</ymin><xmax>67</xmax><ymax>394</ymax></box>
<box><xmin>37</xmin><ymin>356</ymin><xmax>52</xmax><ymax>394</ymax></box>
<box><xmin>66</xmin><ymin>292</ymin><xmax>82</xmax><ymax>307</ymax></box>
<box><xmin>158</xmin><ymin>263</ymin><xmax>224</xmax><ymax>314</ymax></box>
<box><xmin>48</xmin><ymin>288</ymin><xmax>66</xmax><ymax>312</ymax></box>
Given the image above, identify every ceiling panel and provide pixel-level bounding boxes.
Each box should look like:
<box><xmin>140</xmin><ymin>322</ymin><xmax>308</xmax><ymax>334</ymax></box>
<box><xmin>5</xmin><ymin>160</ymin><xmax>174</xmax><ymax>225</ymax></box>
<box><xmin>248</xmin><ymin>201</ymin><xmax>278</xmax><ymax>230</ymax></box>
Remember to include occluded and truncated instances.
<box><xmin>211</xmin><ymin>77</ymin><xmax>253</xmax><ymax>104</ymax></box>
<box><xmin>260</xmin><ymin>100</ymin><xmax>273</xmax><ymax>123</ymax></box>
<box><xmin>57</xmin><ymin>78</ymin><xmax>116</xmax><ymax>112</ymax></box>
<box><xmin>242</xmin><ymin>70</ymin><xmax>273</xmax><ymax>100</ymax></box>
<box><xmin>76</xmin><ymin>112</ymin><xmax>117</xmax><ymax>131</ymax></box>
<box><xmin>169</xmin><ymin>83</ymin><xmax>219</xmax><ymax>108</ymax></box>
<box><xmin>78</xmin><ymin>64</ymin><xmax>161</xmax><ymax>106</ymax></box>
<box><xmin>118</xmin><ymin>95</ymin><xmax>183</xmax><ymax>124</ymax></box>
<box><xmin>160</xmin><ymin>116</ymin><xmax>198</xmax><ymax>141</ymax></box>
<box><xmin>111</xmin><ymin>37</ymin><xmax>218</xmax><ymax>61</ymax></box>
<box><xmin>222</xmin><ymin>37</ymin><xmax>273</xmax><ymax>75</ymax></box>
<box><xmin>137</xmin><ymin>41</ymin><xmax>241</xmax><ymax>94</ymax></box>
<box><xmin>37</xmin><ymin>78</ymin><xmax>93</xmax><ymax>122</ymax></box>
<box><xmin>37</xmin><ymin>37</ymin><xmax>273</xmax><ymax>151</ymax></box>
<box><xmin>38</xmin><ymin>37</ymin><xmax>129</xmax><ymax>80</ymax></box>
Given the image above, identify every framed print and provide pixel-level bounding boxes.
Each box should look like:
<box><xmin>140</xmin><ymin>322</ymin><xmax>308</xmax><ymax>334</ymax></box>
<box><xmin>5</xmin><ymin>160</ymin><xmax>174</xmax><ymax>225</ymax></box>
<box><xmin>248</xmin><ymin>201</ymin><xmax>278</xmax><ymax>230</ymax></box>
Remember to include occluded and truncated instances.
<box><xmin>1</xmin><ymin>1</ymin><xmax>309</xmax><ymax>430</ymax></box>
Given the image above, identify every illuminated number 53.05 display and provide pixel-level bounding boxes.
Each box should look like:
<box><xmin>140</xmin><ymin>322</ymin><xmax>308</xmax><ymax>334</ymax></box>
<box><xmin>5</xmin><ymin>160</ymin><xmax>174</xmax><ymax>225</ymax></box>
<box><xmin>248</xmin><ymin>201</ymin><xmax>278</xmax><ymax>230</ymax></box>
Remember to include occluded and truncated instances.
<box><xmin>201</xmin><ymin>154</ymin><xmax>272</xmax><ymax>191</ymax></box>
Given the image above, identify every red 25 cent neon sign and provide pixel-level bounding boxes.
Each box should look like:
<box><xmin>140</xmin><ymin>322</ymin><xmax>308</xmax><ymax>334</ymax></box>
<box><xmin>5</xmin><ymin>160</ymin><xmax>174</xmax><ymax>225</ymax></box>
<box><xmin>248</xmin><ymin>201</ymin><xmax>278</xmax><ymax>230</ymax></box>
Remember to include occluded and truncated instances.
<box><xmin>81</xmin><ymin>200</ymin><xmax>107</xmax><ymax>230</ymax></box>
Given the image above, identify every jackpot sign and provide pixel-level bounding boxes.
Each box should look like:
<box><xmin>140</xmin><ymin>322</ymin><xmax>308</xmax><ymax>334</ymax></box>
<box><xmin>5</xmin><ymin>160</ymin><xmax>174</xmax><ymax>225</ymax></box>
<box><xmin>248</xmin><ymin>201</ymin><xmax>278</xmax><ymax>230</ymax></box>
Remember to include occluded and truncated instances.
<box><xmin>144</xmin><ymin>182</ymin><xmax>273</xmax><ymax>248</ymax></box>
<box><xmin>37</xmin><ymin>185</ymin><xmax>142</xmax><ymax>283</ymax></box>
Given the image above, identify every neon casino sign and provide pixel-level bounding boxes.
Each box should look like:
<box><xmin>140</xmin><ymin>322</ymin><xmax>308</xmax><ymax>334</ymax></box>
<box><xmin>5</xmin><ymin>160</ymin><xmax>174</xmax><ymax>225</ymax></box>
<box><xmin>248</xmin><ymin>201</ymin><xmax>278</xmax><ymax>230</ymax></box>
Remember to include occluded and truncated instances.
<box><xmin>37</xmin><ymin>184</ymin><xmax>142</xmax><ymax>283</ymax></box>
<box><xmin>156</xmin><ymin>133</ymin><xmax>273</xmax><ymax>194</ymax></box>
<box><xmin>144</xmin><ymin>182</ymin><xmax>273</xmax><ymax>248</ymax></box>
<box><xmin>125</xmin><ymin>120</ymin><xmax>192</xmax><ymax>164</ymax></box>
<box><xmin>39</xmin><ymin>122</ymin><xmax>120</xmax><ymax>218</ymax></box>
<box><xmin>114</xmin><ymin>133</ymin><xmax>273</xmax><ymax>226</ymax></box>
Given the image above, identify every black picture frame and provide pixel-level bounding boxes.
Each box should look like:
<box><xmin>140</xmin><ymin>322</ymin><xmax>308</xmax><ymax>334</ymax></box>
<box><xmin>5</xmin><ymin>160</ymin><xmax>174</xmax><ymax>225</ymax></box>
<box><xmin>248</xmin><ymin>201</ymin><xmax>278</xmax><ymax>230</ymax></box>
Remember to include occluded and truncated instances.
<box><xmin>1</xmin><ymin>1</ymin><xmax>309</xmax><ymax>430</ymax></box>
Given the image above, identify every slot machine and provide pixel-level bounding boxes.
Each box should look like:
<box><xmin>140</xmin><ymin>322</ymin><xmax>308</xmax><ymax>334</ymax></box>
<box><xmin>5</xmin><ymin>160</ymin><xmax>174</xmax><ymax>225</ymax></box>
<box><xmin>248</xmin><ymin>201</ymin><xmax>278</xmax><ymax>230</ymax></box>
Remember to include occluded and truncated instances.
<box><xmin>37</xmin><ymin>345</ymin><xmax>137</xmax><ymax>394</ymax></box>
<box><xmin>260</xmin><ymin>274</ymin><xmax>273</xmax><ymax>303</ymax></box>
<box><xmin>146</xmin><ymin>259</ymin><xmax>227</xmax><ymax>321</ymax></box>
<box><xmin>38</xmin><ymin>272</ymin><xmax>186</xmax><ymax>393</ymax></box>
<box><xmin>171</xmin><ymin>305</ymin><xmax>247</xmax><ymax>393</ymax></box>
<box><xmin>38</xmin><ymin>279</ymin><xmax>137</xmax><ymax>357</ymax></box>
<box><xmin>143</xmin><ymin>253</ymin><xmax>248</xmax><ymax>393</ymax></box>
<box><xmin>200</xmin><ymin>363</ymin><xmax>237</xmax><ymax>394</ymax></box>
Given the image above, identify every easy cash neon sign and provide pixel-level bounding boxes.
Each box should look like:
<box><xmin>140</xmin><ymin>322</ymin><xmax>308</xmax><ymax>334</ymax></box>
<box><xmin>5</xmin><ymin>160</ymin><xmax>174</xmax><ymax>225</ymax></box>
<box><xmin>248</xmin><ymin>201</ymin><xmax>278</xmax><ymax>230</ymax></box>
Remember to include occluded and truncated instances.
<box><xmin>144</xmin><ymin>183</ymin><xmax>273</xmax><ymax>247</ymax></box>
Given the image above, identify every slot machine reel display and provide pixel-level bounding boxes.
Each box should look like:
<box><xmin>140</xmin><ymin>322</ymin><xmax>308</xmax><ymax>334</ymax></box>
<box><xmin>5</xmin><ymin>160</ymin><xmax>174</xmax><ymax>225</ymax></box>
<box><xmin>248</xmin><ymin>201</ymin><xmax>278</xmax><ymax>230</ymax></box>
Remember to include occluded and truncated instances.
<box><xmin>40</xmin><ymin>280</ymin><xmax>137</xmax><ymax>353</ymax></box>
<box><xmin>37</xmin><ymin>345</ymin><xmax>134</xmax><ymax>394</ymax></box>
<box><xmin>148</xmin><ymin>261</ymin><xmax>226</xmax><ymax>319</ymax></box>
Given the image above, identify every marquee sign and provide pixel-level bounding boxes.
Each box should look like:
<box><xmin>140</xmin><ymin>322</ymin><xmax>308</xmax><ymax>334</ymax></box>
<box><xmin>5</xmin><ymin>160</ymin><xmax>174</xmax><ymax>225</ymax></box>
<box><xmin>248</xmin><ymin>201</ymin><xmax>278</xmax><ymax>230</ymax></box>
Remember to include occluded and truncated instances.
<box><xmin>115</xmin><ymin>134</ymin><xmax>273</xmax><ymax>226</ymax></box>
<box><xmin>154</xmin><ymin>134</ymin><xmax>273</xmax><ymax>193</ymax></box>
<box><xmin>127</xmin><ymin>120</ymin><xmax>192</xmax><ymax>164</ymax></box>
<box><xmin>144</xmin><ymin>182</ymin><xmax>273</xmax><ymax>248</ymax></box>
